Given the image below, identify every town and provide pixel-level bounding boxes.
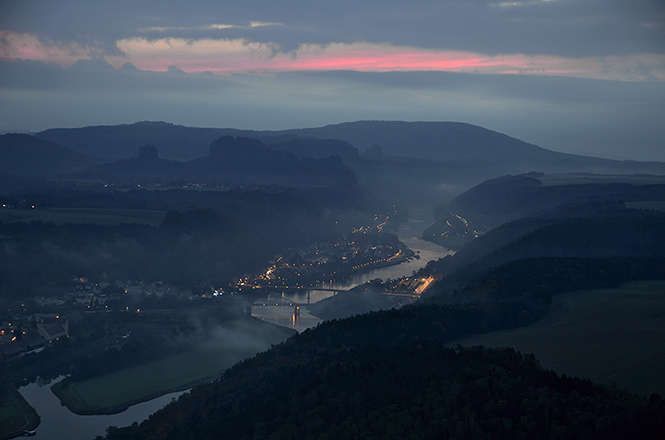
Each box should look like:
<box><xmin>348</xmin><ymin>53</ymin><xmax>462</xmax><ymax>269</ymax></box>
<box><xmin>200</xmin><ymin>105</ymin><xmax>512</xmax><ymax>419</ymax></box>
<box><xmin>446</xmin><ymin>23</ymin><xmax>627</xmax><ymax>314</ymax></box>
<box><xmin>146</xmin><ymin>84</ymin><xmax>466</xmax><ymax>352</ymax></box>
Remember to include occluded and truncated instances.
<box><xmin>0</xmin><ymin>227</ymin><xmax>429</xmax><ymax>366</ymax></box>
<box><xmin>243</xmin><ymin>229</ymin><xmax>415</xmax><ymax>290</ymax></box>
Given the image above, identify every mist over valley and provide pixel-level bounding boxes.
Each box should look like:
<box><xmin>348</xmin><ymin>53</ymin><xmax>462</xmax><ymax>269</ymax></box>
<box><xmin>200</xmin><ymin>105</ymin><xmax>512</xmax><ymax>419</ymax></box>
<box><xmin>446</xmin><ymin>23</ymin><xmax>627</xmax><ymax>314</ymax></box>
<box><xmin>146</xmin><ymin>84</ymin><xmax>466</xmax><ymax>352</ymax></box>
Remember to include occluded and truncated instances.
<box><xmin>1</xmin><ymin>120</ymin><xmax>665</xmax><ymax>439</ymax></box>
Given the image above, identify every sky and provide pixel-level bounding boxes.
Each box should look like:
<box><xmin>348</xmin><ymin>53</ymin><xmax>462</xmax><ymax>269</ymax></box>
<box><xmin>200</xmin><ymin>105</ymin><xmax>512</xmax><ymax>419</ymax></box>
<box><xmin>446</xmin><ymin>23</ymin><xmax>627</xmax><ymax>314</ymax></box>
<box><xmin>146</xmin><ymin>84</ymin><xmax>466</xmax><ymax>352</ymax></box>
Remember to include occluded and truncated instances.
<box><xmin>1</xmin><ymin>0</ymin><xmax>664</xmax><ymax>161</ymax></box>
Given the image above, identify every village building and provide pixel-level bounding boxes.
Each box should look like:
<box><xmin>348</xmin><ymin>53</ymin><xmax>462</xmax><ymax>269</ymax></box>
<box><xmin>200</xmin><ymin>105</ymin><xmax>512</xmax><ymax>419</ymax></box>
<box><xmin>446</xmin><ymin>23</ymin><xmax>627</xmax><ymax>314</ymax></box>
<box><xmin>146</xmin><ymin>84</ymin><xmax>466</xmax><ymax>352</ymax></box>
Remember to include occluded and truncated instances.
<box><xmin>0</xmin><ymin>340</ymin><xmax>25</xmax><ymax>360</ymax></box>
<box><xmin>33</xmin><ymin>314</ymin><xmax>69</xmax><ymax>342</ymax></box>
<box><xmin>0</xmin><ymin>334</ymin><xmax>46</xmax><ymax>361</ymax></box>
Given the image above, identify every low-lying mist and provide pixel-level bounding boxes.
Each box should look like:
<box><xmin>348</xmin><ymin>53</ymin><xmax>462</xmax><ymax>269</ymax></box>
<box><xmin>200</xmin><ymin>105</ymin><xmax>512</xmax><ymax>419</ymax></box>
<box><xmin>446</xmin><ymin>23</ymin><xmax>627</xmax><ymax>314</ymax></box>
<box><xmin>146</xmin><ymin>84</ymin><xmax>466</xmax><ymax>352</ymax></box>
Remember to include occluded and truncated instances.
<box><xmin>193</xmin><ymin>319</ymin><xmax>295</xmax><ymax>367</ymax></box>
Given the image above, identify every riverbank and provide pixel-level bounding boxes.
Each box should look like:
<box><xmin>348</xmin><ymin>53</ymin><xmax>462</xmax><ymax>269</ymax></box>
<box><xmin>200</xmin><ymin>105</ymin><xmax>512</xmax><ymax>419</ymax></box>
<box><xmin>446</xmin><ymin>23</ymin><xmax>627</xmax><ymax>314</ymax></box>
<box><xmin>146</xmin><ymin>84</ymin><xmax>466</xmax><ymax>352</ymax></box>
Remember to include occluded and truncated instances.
<box><xmin>249</xmin><ymin>242</ymin><xmax>416</xmax><ymax>292</ymax></box>
<box><xmin>49</xmin><ymin>319</ymin><xmax>295</xmax><ymax>416</ymax></box>
<box><xmin>51</xmin><ymin>378</ymin><xmax>193</xmax><ymax>416</ymax></box>
<box><xmin>252</xmin><ymin>232</ymin><xmax>452</xmax><ymax>329</ymax></box>
<box><xmin>308</xmin><ymin>283</ymin><xmax>417</xmax><ymax>321</ymax></box>
<box><xmin>50</xmin><ymin>351</ymin><xmax>217</xmax><ymax>416</ymax></box>
<box><xmin>10</xmin><ymin>215</ymin><xmax>449</xmax><ymax>437</ymax></box>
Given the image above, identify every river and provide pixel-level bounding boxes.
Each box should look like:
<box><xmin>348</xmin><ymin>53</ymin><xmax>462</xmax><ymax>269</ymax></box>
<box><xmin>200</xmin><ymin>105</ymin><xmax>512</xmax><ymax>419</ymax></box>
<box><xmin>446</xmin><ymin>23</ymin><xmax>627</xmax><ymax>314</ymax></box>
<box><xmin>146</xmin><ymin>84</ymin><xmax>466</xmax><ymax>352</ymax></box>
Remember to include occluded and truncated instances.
<box><xmin>17</xmin><ymin>214</ymin><xmax>451</xmax><ymax>439</ymax></box>
<box><xmin>18</xmin><ymin>378</ymin><xmax>185</xmax><ymax>440</ymax></box>
<box><xmin>251</xmin><ymin>215</ymin><xmax>453</xmax><ymax>331</ymax></box>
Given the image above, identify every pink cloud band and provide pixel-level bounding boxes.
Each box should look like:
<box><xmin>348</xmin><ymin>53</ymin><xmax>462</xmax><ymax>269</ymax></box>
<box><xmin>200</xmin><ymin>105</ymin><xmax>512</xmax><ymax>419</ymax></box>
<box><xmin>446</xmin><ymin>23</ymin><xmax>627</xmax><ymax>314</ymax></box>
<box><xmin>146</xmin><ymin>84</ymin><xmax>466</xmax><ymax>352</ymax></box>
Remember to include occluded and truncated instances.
<box><xmin>1</xmin><ymin>31</ymin><xmax>663</xmax><ymax>81</ymax></box>
<box><xmin>0</xmin><ymin>31</ymin><xmax>102</xmax><ymax>67</ymax></box>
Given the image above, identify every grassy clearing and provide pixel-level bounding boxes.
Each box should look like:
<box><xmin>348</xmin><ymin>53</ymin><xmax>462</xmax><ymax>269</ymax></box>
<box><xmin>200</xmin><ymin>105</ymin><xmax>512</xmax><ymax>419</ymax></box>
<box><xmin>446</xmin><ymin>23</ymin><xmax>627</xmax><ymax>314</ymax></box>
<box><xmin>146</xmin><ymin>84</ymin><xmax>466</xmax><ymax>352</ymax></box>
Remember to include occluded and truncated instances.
<box><xmin>0</xmin><ymin>208</ymin><xmax>166</xmax><ymax>226</ymax></box>
<box><xmin>451</xmin><ymin>280</ymin><xmax>665</xmax><ymax>397</ymax></box>
<box><xmin>52</xmin><ymin>320</ymin><xmax>294</xmax><ymax>414</ymax></box>
<box><xmin>53</xmin><ymin>350</ymin><xmax>227</xmax><ymax>414</ymax></box>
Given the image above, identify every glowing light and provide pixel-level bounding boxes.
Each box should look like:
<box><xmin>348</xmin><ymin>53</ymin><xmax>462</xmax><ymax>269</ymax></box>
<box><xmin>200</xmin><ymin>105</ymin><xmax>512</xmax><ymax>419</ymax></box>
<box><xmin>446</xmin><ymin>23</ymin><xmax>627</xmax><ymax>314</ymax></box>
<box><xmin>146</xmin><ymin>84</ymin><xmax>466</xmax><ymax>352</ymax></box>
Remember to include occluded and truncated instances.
<box><xmin>111</xmin><ymin>39</ymin><xmax>665</xmax><ymax>81</ymax></box>
<box><xmin>1</xmin><ymin>30</ymin><xmax>663</xmax><ymax>81</ymax></box>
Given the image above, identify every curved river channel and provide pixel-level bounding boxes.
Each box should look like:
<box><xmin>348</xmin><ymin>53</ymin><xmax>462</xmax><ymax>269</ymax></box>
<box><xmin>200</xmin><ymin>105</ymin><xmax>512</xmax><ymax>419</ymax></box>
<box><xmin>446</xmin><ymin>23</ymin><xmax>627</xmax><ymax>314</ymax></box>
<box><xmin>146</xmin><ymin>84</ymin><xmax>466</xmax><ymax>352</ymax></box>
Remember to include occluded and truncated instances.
<box><xmin>251</xmin><ymin>216</ymin><xmax>453</xmax><ymax>331</ymax></box>
<box><xmin>18</xmin><ymin>216</ymin><xmax>452</xmax><ymax>440</ymax></box>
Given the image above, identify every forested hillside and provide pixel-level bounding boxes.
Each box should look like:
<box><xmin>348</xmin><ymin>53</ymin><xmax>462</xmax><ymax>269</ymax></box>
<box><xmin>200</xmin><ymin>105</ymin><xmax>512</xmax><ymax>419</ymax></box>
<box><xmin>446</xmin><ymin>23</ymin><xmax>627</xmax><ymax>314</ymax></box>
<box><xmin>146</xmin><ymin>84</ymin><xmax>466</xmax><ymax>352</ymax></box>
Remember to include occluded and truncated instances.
<box><xmin>96</xmin><ymin>254</ymin><xmax>665</xmax><ymax>440</ymax></box>
<box><xmin>0</xmin><ymin>185</ymin><xmax>370</xmax><ymax>296</ymax></box>
<box><xmin>421</xmin><ymin>208</ymin><xmax>665</xmax><ymax>283</ymax></box>
<box><xmin>447</xmin><ymin>173</ymin><xmax>665</xmax><ymax>227</ymax></box>
<box><xmin>3</xmin><ymin>122</ymin><xmax>665</xmax><ymax>440</ymax></box>
<box><xmin>105</xmin><ymin>344</ymin><xmax>665</xmax><ymax>440</ymax></box>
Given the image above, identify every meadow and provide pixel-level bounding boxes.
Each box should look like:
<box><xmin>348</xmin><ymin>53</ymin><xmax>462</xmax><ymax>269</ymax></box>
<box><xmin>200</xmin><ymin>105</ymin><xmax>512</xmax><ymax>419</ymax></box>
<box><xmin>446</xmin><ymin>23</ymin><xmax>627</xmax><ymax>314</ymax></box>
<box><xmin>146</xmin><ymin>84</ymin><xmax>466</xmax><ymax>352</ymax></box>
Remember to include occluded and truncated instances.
<box><xmin>451</xmin><ymin>280</ymin><xmax>665</xmax><ymax>397</ymax></box>
<box><xmin>52</xmin><ymin>320</ymin><xmax>294</xmax><ymax>415</ymax></box>
<box><xmin>52</xmin><ymin>349</ymin><xmax>228</xmax><ymax>415</ymax></box>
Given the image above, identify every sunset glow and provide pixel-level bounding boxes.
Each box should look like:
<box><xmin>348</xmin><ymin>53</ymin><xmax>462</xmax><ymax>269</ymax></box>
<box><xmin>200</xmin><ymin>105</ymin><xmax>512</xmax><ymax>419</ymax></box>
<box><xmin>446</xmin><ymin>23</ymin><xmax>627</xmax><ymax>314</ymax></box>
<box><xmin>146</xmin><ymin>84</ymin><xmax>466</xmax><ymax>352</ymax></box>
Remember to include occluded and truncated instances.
<box><xmin>2</xmin><ymin>31</ymin><xmax>663</xmax><ymax>81</ymax></box>
<box><xmin>0</xmin><ymin>30</ymin><xmax>101</xmax><ymax>67</ymax></box>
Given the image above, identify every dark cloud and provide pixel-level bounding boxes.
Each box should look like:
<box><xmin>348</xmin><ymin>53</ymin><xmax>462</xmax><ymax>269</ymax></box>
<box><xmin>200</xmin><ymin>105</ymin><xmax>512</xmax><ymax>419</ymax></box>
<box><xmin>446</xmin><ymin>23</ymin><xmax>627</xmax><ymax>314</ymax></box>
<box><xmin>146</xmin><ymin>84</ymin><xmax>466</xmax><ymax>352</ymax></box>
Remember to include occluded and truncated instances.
<box><xmin>1</xmin><ymin>0</ymin><xmax>663</xmax><ymax>56</ymax></box>
<box><xmin>0</xmin><ymin>58</ymin><xmax>241</xmax><ymax>91</ymax></box>
<box><xmin>1</xmin><ymin>60</ymin><xmax>663</xmax><ymax>161</ymax></box>
<box><xmin>1</xmin><ymin>0</ymin><xmax>663</xmax><ymax>161</ymax></box>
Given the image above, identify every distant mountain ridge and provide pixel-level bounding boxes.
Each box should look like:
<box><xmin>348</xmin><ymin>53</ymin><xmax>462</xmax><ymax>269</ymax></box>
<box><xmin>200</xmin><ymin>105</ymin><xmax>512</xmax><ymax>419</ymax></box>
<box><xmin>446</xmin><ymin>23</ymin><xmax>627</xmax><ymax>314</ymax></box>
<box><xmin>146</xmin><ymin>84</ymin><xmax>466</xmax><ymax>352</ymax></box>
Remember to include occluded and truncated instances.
<box><xmin>283</xmin><ymin>120</ymin><xmax>665</xmax><ymax>175</ymax></box>
<box><xmin>35</xmin><ymin>121</ymin><xmax>665</xmax><ymax>177</ymax></box>
<box><xmin>0</xmin><ymin>133</ymin><xmax>105</xmax><ymax>175</ymax></box>
<box><xmin>187</xmin><ymin>136</ymin><xmax>357</xmax><ymax>186</ymax></box>
<box><xmin>285</xmin><ymin>120</ymin><xmax>543</xmax><ymax>159</ymax></box>
<box><xmin>8</xmin><ymin>120</ymin><xmax>664</xmax><ymax>208</ymax></box>
<box><xmin>77</xmin><ymin>148</ymin><xmax>190</xmax><ymax>179</ymax></box>
<box><xmin>37</xmin><ymin>121</ymin><xmax>226</xmax><ymax>161</ymax></box>
<box><xmin>72</xmin><ymin>136</ymin><xmax>358</xmax><ymax>187</ymax></box>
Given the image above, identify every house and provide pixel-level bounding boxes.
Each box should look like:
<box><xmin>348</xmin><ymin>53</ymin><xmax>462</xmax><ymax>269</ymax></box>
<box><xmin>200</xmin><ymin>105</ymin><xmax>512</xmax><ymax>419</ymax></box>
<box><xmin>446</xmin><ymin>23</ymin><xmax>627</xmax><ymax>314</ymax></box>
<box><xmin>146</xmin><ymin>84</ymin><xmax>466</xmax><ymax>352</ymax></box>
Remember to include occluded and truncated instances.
<box><xmin>0</xmin><ymin>340</ymin><xmax>25</xmax><ymax>360</ymax></box>
<box><xmin>22</xmin><ymin>334</ymin><xmax>45</xmax><ymax>351</ymax></box>
<box><xmin>66</xmin><ymin>309</ymin><xmax>84</xmax><ymax>323</ymax></box>
<box><xmin>0</xmin><ymin>335</ymin><xmax>45</xmax><ymax>360</ymax></box>
<box><xmin>37</xmin><ymin>321</ymin><xmax>67</xmax><ymax>341</ymax></box>
<box><xmin>35</xmin><ymin>315</ymin><xmax>69</xmax><ymax>342</ymax></box>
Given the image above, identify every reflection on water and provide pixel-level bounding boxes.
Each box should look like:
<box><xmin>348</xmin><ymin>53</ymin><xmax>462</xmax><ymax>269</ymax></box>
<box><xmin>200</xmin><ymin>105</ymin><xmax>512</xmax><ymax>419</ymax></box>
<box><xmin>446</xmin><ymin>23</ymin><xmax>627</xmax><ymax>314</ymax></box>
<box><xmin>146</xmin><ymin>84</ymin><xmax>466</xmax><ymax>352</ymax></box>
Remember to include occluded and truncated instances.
<box><xmin>18</xmin><ymin>378</ymin><xmax>185</xmax><ymax>440</ymax></box>
<box><xmin>251</xmin><ymin>223</ymin><xmax>453</xmax><ymax>331</ymax></box>
<box><xmin>250</xmin><ymin>304</ymin><xmax>323</xmax><ymax>332</ymax></box>
<box><xmin>17</xmin><ymin>215</ymin><xmax>450</xmax><ymax>439</ymax></box>
<box><xmin>323</xmin><ymin>236</ymin><xmax>452</xmax><ymax>291</ymax></box>
<box><xmin>260</xmin><ymin>288</ymin><xmax>338</xmax><ymax>305</ymax></box>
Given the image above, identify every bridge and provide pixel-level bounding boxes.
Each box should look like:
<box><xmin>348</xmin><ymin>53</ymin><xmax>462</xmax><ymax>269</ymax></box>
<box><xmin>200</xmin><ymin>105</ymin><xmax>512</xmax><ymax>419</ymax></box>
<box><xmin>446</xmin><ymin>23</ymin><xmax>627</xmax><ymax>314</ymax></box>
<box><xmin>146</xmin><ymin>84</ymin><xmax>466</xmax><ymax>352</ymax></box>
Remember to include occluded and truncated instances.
<box><xmin>252</xmin><ymin>297</ymin><xmax>302</xmax><ymax>307</ymax></box>
<box><xmin>251</xmin><ymin>287</ymin><xmax>342</xmax><ymax>308</ymax></box>
<box><xmin>253</xmin><ymin>285</ymin><xmax>343</xmax><ymax>293</ymax></box>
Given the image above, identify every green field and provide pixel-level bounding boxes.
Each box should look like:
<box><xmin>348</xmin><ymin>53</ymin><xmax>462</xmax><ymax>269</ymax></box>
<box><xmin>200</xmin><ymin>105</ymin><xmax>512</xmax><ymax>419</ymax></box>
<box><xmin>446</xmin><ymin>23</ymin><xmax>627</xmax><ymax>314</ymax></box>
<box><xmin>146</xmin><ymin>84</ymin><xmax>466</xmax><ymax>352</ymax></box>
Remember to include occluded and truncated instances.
<box><xmin>451</xmin><ymin>280</ymin><xmax>665</xmax><ymax>397</ymax></box>
<box><xmin>0</xmin><ymin>207</ymin><xmax>166</xmax><ymax>226</ymax></box>
<box><xmin>52</xmin><ymin>320</ymin><xmax>294</xmax><ymax>414</ymax></box>
<box><xmin>52</xmin><ymin>350</ymin><xmax>229</xmax><ymax>414</ymax></box>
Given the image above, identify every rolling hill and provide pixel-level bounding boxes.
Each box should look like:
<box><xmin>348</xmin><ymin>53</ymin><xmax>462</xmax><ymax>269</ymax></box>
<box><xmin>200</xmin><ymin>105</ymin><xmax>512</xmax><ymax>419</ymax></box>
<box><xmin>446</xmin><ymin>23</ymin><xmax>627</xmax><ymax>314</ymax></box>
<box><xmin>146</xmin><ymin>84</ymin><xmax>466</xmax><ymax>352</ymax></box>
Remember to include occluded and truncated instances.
<box><xmin>70</xmin><ymin>136</ymin><xmax>359</xmax><ymax>187</ymax></box>
<box><xmin>282</xmin><ymin>120</ymin><xmax>665</xmax><ymax>176</ymax></box>
<box><xmin>447</xmin><ymin>173</ymin><xmax>665</xmax><ymax>227</ymax></box>
<box><xmin>35</xmin><ymin>121</ymin><xmax>665</xmax><ymax>179</ymax></box>
<box><xmin>36</xmin><ymin>121</ymin><xmax>226</xmax><ymax>161</ymax></box>
<box><xmin>0</xmin><ymin>133</ymin><xmax>105</xmax><ymax>176</ymax></box>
